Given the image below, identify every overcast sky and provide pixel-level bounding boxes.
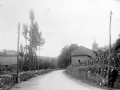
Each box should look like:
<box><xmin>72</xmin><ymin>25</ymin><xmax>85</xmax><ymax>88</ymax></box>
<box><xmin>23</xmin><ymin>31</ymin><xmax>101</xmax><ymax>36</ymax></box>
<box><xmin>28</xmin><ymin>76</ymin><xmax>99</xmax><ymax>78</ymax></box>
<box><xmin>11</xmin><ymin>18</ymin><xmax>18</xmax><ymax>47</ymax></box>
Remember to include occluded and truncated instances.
<box><xmin>0</xmin><ymin>0</ymin><xmax>120</xmax><ymax>57</ymax></box>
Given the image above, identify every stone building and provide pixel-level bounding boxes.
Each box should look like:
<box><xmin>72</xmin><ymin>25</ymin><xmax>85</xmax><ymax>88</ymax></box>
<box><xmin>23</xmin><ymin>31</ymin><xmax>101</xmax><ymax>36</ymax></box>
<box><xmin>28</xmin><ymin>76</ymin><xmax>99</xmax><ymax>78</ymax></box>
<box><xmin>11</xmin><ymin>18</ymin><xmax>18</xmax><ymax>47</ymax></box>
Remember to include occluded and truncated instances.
<box><xmin>71</xmin><ymin>41</ymin><xmax>99</xmax><ymax>64</ymax></box>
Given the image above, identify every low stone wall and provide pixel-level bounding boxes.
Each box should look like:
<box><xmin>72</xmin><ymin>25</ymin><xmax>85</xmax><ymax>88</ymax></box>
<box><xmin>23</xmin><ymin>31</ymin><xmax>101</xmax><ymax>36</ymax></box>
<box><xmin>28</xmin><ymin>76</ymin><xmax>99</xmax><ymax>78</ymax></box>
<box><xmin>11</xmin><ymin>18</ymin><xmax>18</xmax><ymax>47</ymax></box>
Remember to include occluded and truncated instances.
<box><xmin>66</xmin><ymin>64</ymin><xmax>107</xmax><ymax>87</ymax></box>
<box><xmin>0</xmin><ymin>69</ymin><xmax>54</xmax><ymax>90</ymax></box>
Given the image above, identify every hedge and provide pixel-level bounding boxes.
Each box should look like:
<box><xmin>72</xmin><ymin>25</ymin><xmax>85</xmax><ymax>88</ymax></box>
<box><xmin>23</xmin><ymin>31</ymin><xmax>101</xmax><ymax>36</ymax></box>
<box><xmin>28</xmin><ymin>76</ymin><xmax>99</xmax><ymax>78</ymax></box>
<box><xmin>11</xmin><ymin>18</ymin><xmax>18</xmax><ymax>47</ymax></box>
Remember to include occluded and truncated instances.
<box><xmin>66</xmin><ymin>63</ymin><xmax>120</xmax><ymax>89</ymax></box>
<box><xmin>0</xmin><ymin>69</ymin><xmax>54</xmax><ymax>89</ymax></box>
<box><xmin>66</xmin><ymin>64</ymin><xmax>108</xmax><ymax>86</ymax></box>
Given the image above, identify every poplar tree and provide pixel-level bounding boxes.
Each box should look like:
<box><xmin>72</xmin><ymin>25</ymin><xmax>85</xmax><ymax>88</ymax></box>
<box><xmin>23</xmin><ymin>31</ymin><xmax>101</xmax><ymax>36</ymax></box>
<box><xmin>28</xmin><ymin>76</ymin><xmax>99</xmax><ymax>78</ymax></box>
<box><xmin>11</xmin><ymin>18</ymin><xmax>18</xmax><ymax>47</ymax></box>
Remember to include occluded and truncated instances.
<box><xmin>22</xmin><ymin>24</ymin><xmax>29</xmax><ymax>53</ymax></box>
<box><xmin>22</xmin><ymin>9</ymin><xmax>45</xmax><ymax>70</ymax></box>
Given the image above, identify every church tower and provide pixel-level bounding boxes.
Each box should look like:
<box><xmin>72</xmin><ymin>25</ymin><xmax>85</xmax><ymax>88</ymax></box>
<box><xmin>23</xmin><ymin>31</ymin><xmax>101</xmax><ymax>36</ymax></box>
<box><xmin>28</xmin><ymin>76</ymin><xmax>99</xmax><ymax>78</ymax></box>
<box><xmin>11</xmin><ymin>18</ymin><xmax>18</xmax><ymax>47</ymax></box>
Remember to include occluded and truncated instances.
<box><xmin>92</xmin><ymin>40</ymin><xmax>98</xmax><ymax>52</ymax></box>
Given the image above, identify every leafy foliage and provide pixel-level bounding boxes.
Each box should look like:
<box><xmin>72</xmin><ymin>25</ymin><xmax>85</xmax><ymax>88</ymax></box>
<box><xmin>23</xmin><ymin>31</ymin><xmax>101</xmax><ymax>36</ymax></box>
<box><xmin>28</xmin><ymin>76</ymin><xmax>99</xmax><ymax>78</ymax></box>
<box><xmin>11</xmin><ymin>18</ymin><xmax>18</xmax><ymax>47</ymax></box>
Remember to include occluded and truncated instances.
<box><xmin>0</xmin><ymin>69</ymin><xmax>54</xmax><ymax>89</ymax></box>
<box><xmin>114</xmin><ymin>38</ymin><xmax>120</xmax><ymax>52</ymax></box>
<box><xmin>22</xmin><ymin>24</ymin><xmax>29</xmax><ymax>40</ymax></box>
<box><xmin>22</xmin><ymin>9</ymin><xmax>45</xmax><ymax>71</ymax></box>
<box><xmin>65</xmin><ymin>36</ymin><xmax>120</xmax><ymax>89</ymax></box>
<box><xmin>58</xmin><ymin>44</ymin><xmax>79</xmax><ymax>68</ymax></box>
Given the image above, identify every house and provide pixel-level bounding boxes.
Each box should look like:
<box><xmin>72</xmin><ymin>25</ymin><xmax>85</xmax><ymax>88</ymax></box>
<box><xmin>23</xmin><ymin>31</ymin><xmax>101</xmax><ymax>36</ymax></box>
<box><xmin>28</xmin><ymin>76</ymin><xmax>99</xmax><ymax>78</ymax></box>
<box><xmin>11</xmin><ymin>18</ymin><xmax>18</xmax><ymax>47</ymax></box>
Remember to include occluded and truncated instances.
<box><xmin>0</xmin><ymin>49</ymin><xmax>17</xmax><ymax>56</ymax></box>
<box><xmin>6</xmin><ymin>50</ymin><xmax>17</xmax><ymax>55</ymax></box>
<box><xmin>0</xmin><ymin>56</ymin><xmax>22</xmax><ymax>71</ymax></box>
<box><xmin>0</xmin><ymin>56</ymin><xmax>17</xmax><ymax>66</ymax></box>
<box><xmin>71</xmin><ymin>46</ymin><xmax>97</xmax><ymax>64</ymax></box>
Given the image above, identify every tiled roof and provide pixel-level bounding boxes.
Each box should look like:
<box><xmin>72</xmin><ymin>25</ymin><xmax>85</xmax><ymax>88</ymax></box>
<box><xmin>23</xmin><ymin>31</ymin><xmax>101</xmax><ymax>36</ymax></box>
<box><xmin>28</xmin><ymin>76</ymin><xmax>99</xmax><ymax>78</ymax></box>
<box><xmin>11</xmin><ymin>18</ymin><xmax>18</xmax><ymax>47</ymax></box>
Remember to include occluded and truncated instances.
<box><xmin>71</xmin><ymin>46</ymin><xmax>96</xmax><ymax>58</ymax></box>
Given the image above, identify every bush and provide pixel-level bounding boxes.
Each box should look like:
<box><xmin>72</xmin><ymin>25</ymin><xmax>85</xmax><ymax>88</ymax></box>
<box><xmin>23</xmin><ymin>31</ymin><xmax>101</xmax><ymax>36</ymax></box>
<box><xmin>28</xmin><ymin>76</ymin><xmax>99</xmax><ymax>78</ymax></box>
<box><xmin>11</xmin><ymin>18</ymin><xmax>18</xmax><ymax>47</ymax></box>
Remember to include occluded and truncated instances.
<box><xmin>11</xmin><ymin>73</ymin><xmax>17</xmax><ymax>83</ymax></box>
<box><xmin>0</xmin><ymin>75</ymin><xmax>13</xmax><ymax>88</ymax></box>
<box><xmin>66</xmin><ymin>64</ymin><xmax>107</xmax><ymax>86</ymax></box>
<box><xmin>114</xmin><ymin>75</ymin><xmax>120</xmax><ymax>89</ymax></box>
<box><xmin>0</xmin><ymin>69</ymin><xmax>54</xmax><ymax>89</ymax></box>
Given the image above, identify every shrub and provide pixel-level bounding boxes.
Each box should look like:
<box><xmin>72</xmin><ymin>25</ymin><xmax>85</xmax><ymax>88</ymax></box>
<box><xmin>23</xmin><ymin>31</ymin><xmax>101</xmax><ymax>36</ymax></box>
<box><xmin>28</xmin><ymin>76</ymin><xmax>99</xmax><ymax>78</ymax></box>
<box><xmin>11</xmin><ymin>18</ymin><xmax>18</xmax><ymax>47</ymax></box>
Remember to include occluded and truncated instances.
<box><xmin>0</xmin><ymin>69</ymin><xmax>54</xmax><ymax>89</ymax></box>
<box><xmin>19</xmin><ymin>71</ymin><xmax>37</xmax><ymax>81</ymax></box>
<box><xmin>66</xmin><ymin>64</ymin><xmax>107</xmax><ymax>86</ymax></box>
<box><xmin>11</xmin><ymin>73</ymin><xmax>17</xmax><ymax>83</ymax></box>
<box><xmin>114</xmin><ymin>75</ymin><xmax>120</xmax><ymax>89</ymax></box>
<box><xmin>0</xmin><ymin>75</ymin><xmax>13</xmax><ymax>88</ymax></box>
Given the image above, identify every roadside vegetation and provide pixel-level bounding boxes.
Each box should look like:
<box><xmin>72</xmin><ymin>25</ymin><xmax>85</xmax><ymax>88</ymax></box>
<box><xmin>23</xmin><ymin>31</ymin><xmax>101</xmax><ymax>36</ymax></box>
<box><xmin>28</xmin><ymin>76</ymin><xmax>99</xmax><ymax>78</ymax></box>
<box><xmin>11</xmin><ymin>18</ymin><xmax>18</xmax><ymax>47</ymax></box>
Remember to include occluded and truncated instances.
<box><xmin>0</xmin><ymin>9</ymin><xmax>59</xmax><ymax>90</ymax></box>
<box><xmin>58</xmin><ymin>44</ymin><xmax>79</xmax><ymax>68</ymax></box>
<box><xmin>65</xmin><ymin>36</ymin><xmax>120</xmax><ymax>89</ymax></box>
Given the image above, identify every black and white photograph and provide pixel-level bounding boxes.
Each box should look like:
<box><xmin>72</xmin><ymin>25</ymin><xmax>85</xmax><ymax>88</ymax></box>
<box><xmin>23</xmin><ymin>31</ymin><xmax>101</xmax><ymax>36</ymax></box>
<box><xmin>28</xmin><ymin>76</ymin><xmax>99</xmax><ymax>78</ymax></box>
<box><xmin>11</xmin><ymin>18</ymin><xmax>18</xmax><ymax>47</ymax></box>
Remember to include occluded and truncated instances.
<box><xmin>0</xmin><ymin>0</ymin><xmax>120</xmax><ymax>90</ymax></box>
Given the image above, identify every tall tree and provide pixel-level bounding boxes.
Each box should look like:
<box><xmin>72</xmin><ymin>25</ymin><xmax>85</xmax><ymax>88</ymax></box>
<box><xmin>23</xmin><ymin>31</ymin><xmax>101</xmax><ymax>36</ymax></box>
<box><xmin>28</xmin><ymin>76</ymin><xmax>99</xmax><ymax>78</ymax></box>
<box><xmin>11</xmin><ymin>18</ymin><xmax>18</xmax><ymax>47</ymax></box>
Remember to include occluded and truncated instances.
<box><xmin>114</xmin><ymin>38</ymin><xmax>120</xmax><ymax>52</ymax></box>
<box><xmin>22</xmin><ymin>9</ymin><xmax>45</xmax><ymax>70</ymax></box>
<box><xmin>58</xmin><ymin>44</ymin><xmax>79</xmax><ymax>68</ymax></box>
<box><xmin>22</xmin><ymin>24</ymin><xmax>29</xmax><ymax>53</ymax></box>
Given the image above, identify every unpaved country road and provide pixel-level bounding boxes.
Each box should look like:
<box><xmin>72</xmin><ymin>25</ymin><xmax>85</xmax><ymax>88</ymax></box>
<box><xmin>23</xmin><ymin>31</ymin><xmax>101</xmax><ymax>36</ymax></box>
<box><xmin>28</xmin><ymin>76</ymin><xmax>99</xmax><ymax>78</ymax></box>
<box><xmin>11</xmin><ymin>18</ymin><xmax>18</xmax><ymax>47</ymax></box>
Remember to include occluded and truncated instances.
<box><xmin>10</xmin><ymin>70</ymin><xmax>106</xmax><ymax>90</ymax></box>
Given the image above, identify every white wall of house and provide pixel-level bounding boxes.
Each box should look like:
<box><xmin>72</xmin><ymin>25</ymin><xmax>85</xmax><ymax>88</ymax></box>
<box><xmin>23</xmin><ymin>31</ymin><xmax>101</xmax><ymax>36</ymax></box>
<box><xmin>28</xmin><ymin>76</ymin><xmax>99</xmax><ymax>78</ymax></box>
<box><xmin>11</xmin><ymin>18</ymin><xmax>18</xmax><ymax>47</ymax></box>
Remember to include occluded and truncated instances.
<box><xmin>0</xmin><ymin>56</ymin><xmax>22</xmax><ymax>65</ymax></box>
<box><xmin>71</xmin><ymin>56</ymin><xmax>91</xmax><ymax>64</ymax></box>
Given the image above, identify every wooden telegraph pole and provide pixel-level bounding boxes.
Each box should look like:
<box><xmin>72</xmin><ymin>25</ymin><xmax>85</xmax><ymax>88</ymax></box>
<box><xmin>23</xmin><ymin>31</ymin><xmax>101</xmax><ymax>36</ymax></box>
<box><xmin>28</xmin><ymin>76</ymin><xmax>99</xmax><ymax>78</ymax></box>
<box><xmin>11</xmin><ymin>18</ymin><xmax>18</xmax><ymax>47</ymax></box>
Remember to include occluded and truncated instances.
<box><xmin>17</xmin><ymin>23</ymin><xmax>20</xmax><ymax>83</ymax></box>
<box><xmin>108</xmin><ymin>11</ymin><xmax>112</xmax><ymax>87</ymax></box>
<box><xmin>38</xmin><ymin>46</ymin><xmax>40</xmax><ymax>70</ymax></box>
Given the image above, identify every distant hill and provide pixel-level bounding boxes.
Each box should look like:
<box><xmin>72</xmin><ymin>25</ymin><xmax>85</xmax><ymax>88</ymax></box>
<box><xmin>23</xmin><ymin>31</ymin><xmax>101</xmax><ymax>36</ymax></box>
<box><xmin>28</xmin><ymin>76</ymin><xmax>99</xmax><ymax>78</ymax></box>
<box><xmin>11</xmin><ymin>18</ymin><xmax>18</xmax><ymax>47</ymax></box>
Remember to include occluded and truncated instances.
<box><xmin>0</xmin><ymin>49</ymin><xmax>17</xmax><ymax>56</ymax></box>
<box><xmin>0</xmin><ymin>55</ymin><xmax>58</xmax><ymax>65</ymax></box>
<box><xmin>37</xmin><ymin>56</ymin><xmax>58</xmax><ymax>61</ymax></box>
<box><xmin>0</xmin><ymin>49</ymin><xmax>58</xmax><ymax>65</ymax></box>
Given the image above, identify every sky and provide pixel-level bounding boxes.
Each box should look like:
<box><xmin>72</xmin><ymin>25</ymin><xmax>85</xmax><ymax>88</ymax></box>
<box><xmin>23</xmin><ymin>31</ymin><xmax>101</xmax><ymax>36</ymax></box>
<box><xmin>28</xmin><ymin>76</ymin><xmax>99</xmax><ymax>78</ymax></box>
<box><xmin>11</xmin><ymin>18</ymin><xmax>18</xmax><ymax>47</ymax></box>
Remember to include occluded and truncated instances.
<box><xmin>0</xmin><ymin>0</ymin><xmax>120</xmax><ymax>57</ymax></box>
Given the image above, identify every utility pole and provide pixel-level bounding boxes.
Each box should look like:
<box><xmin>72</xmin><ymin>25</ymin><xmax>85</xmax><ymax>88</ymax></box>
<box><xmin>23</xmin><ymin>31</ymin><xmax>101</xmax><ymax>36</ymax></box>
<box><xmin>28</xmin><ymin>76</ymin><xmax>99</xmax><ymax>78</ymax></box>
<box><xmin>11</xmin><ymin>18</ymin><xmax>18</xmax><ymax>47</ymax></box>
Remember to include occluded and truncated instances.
<box><xmin>38</xmin><ymin>46</ymin><xmax>40</xmax><ymax>70</ymax></box>
<box><xmin>108</xmin><ymin>11</ymin><xmax>112</xmax><ymax>87</ymax></box>
<box><xmin>17</xmin><ymin>23</ymin><xmax>20</xmax><ymax>83</ymax></box>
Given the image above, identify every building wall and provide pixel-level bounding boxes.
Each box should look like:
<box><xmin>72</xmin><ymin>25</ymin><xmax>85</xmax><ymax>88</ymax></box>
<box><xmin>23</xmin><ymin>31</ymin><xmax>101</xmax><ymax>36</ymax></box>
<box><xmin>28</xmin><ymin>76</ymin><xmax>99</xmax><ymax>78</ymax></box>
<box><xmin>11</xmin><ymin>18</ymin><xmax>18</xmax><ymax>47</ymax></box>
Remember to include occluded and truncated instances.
<box><xmin>71</xmin><ymin>56</ymin><xmax>91</xmax><ymax>64</ymax></box>
<box><xmin>6</xmin><ymin>52</ymin><xmax>17</xmax><ymax>55</ymax></box>
<box><xmin>0</xmin><ymin>56</ymin><xmax>22</xmax><ymax>65</ymax></box>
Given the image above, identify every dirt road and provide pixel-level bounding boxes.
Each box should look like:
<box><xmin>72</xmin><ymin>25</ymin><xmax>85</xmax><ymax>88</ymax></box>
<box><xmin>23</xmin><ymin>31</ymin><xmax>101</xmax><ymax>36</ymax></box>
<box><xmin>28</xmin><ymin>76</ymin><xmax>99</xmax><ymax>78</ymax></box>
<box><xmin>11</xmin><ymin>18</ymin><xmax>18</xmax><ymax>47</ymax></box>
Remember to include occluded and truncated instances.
<box><xmin>10</xmin><ymin>70</ymin><xmax>106</xmax><ymax>90</ymax></box>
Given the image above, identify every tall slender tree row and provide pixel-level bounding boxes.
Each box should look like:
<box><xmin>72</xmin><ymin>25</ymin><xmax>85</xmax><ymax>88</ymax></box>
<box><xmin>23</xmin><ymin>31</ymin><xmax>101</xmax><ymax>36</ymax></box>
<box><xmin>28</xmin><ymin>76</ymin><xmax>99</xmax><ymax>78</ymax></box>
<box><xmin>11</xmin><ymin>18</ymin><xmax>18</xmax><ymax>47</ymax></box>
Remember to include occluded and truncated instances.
<box><xmin>22</xmin><ymin>9</ymin><xmax>45</xmax><ymax>71</ymax></box>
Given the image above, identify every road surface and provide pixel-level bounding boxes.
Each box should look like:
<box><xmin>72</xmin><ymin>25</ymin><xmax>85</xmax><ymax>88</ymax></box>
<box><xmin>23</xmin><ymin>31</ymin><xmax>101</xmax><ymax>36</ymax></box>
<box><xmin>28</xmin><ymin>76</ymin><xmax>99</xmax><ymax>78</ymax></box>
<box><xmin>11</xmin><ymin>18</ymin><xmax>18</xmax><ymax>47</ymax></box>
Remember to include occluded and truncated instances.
<box><xmin>10</xmin><ymin>70</ymin><xmax>106</xmax><ymax>90</ymax></box>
